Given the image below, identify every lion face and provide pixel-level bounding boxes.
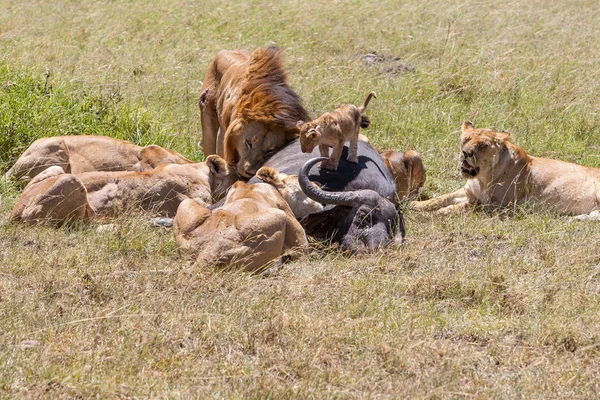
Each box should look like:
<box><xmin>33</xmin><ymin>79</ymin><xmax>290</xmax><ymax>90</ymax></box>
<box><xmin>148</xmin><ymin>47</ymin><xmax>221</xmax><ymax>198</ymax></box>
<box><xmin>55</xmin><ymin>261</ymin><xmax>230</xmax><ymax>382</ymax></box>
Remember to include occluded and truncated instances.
<box><xmin>297</xmin><ymin>121</ymin><xmax>322</xmax><ymax>153</ymax></box>
<box><xmin>228</xmin><ymin>121</ymin><xmax>291</xmax><ymax>179</ymax></box>
<box><xmin>459</xmin><ymin>121</ymin><xmax>510</xmax><ymax>178</ymax></box>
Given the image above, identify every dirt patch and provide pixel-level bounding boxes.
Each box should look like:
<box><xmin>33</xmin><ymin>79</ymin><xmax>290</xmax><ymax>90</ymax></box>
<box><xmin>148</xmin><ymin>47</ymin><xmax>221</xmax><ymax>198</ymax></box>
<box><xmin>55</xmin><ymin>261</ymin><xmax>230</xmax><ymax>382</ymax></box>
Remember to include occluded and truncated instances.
<box><xmin>360</xmin><ymin>51</ymin><xmax>415</xmax><ymax>76</ymax></box>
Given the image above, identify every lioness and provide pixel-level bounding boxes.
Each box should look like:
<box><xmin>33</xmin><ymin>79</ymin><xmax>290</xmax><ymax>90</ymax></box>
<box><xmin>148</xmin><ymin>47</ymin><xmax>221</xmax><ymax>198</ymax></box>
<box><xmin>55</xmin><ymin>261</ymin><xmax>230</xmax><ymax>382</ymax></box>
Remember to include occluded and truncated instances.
<box><xmin>9</xmin><ymin>155</ymin><xmax>238</xmax><ymax>225</ymax></box>
<box><xmin>255</xmin><ymin>166</ymin><xmax>324</xmax><ymax>218</ymax></box>
<box><xmin>173</xmin><ymin>181</ymin><xmax>308</xmax><ymax>272</ymax></box>
<box><xmin>3</xmin><ymin>135</ymin><xmax>193</xmax><ymax>182</ymax></box>
<box><xmin>199</xmin><ymin>47</ymin><xmax>309</xmax><ymax>178</ymax></box>
<box><xmin>381</xmin><ymin>150</ymin><xmax>427</xmax><ymax>201</ymax></box>
<box><xmin>411</xmin><ymin>121</ymin><xmax>600</xmax><ymax>216</ymax></box>
<box><xmin>297</xmin><ymin>92</ymin><xmax>376</xmax><ymax>170</ymax></box>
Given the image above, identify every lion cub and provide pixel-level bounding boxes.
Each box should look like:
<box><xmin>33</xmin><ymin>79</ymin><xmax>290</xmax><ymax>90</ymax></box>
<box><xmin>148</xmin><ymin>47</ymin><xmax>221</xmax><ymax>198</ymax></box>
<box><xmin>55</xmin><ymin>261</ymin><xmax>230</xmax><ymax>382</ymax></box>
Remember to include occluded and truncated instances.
<box><xmin>297</xmin><ymin>92</ymin><xmax>376</xmax><ymax>170</ymax></box>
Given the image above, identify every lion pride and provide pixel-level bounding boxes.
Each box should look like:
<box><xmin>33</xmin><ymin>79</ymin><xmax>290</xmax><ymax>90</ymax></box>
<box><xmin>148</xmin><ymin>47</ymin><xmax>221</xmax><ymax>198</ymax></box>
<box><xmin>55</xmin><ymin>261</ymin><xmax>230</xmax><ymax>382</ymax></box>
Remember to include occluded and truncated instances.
<box><xmin>411</xmin><ymin>121</ymin><xmax>600</xmax><ymax>216</ymax></box>
<box><xmin>199</xmin><ymin>46</ymin><xmax>309</xmax><ymax>178</ymax></box>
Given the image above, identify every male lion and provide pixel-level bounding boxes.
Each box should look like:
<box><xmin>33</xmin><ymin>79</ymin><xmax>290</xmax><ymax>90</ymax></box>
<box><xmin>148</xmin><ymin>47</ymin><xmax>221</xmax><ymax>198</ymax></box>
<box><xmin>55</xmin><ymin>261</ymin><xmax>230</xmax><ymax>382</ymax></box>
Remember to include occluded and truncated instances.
<box><xmin>173</xmin><ymin>181</ymin><xmax>308</xmax><ymax>272</ymax></box>
<box><xmin>411</xmin><ymin>121</ymin><xmax>600</xmax><ymax>216</ymax></box>
<box><xmin>199</xmin><ymin>46</ymin><xmax>309</xmax><ymax>178</ymax></box>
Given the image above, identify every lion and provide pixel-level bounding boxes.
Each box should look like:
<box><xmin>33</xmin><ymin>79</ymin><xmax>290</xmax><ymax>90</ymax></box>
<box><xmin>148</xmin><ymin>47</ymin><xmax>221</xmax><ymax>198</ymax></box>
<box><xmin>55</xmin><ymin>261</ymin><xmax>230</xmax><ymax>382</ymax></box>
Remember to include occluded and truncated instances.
<box><xmin>173</xmin><ymin>181</ymin><xmax>308</xmax><ymax>272</ymax></box>
<box><xmin>3</xmin><ymin>135</ymin><xmax>193</xmax><ymax>182</ymax></box>
<box><xmin>255</xmin><ymin>166</ymin><xmax>324</xmax><ymax>218</ymax></box>
<box><xmin>9</xmin><ymin>155</ymin><xmax>238</xmax><ymax>225</ymax></box>
<box><xmin>411</xmin><ymin>121</ymin><xmax>600</xmax><ymax>216</ymax></box>
<box><xmin>380</xmin><ymin>149</ymin><xmax>427</xmax><ymax>201</ymax></box>
<box><xmin>297</xmin><ymin>92</ymin><xmax>376</xmax><ymax>170</ymax></box>
<box><xmin>199</xmin><ymin>46</ymin><xmax>309</xmax><ymax>178</ymax></box>
<box><xmin>8</xmin><ymin>166</ymin><xmax>93</xmax><ymax>225</ymax></box>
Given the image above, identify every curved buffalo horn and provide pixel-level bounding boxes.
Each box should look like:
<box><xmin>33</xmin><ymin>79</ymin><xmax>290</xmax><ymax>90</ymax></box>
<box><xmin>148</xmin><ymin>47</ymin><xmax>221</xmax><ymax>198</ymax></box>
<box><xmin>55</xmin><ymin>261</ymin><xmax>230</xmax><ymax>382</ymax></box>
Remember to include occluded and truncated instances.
<box><xmin>298</xmin><ymin>157</ymin><xmax>358</xmax><ymax>206</ymax></box>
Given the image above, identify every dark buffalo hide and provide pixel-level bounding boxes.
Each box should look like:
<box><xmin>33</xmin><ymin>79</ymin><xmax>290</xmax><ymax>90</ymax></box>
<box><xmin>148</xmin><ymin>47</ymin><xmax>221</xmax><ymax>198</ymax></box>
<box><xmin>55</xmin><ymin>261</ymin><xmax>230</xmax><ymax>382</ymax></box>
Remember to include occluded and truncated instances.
<box><xmin>250</xmin><ymin>139</ymin><xmax>404</xmax><ymax>252</ymax></box>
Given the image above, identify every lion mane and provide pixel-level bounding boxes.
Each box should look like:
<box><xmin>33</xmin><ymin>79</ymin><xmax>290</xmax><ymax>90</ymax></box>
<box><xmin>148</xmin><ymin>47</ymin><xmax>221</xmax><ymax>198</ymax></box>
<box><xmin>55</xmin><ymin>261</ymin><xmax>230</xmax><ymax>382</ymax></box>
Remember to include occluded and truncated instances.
<box><xmin>237</xmin><ymin>47</ymin><xmax>308</xmax><ymax>130</ymax></box>
<box><xmin>200</xmin><ymin>46</ymin><xmax>309</xmax><ymax>178</ymax></box>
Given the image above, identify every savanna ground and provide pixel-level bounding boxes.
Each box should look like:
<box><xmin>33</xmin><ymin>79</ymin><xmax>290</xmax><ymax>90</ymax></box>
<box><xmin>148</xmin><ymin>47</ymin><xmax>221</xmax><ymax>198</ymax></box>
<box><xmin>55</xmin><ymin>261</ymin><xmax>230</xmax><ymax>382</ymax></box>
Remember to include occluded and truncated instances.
<box><xmin>1</xmin><ymin>0</ymin><xmax>600</xmax><ymax>397</ymax></box>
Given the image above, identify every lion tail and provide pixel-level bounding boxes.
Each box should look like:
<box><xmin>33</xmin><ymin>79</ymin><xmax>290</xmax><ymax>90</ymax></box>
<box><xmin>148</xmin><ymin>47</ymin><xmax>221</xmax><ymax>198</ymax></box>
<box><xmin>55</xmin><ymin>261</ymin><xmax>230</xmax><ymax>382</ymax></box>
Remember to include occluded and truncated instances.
<box><xmin>359</xmin><ymin>91</ymin><xmax>377</xmax><ymax>112</ymax></box>
<box><xmin>358</xmin><ymin>91</ymin><xmax>377</xmax><ymax>128</ymax></box>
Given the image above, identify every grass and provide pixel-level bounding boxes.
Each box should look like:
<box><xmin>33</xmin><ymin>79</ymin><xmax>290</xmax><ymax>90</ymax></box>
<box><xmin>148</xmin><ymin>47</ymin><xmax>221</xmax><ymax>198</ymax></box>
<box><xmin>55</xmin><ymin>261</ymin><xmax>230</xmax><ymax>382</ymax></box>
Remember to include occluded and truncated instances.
<box><xmin>1</xmin><ymin>0</ymin><xmax>600</xmax><ymax>397</ymax></box>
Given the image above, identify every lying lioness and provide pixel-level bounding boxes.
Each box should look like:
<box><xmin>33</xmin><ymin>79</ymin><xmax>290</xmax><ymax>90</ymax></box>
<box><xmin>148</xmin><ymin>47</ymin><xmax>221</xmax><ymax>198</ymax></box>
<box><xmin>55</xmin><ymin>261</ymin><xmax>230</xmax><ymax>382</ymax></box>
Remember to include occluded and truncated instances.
<box><xmin>411</xmin><ymin>121</ymin><xmax>600</xmax><ymax>216</ymax></box>
<box><xmin>9</xmin><ymin>155</ymin><xmax>238</xmax><ymax>225</ymax></box>
<box><xmin>255</xmin><ymin>166</ymin><xmax>324</xmax><ymax>219</ymax></box>
<box><xmin>4</xmin><ymin>135</ymin><xmax>193</xmax><ymax>182</ymax></box>
<box><xmin>173</xmin><ymin>181</ymin><xmax>308</xmax><ymax>272</ymax></box>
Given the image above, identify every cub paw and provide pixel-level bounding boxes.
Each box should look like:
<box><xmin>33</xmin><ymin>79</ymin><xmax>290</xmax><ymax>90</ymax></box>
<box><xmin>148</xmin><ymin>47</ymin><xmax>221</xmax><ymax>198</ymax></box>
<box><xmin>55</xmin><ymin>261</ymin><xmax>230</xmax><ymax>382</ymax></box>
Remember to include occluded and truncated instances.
<box><xmin>320</xmin><ymin>160</ymin><xmax>337</xmax><ymax>171</ymax></box>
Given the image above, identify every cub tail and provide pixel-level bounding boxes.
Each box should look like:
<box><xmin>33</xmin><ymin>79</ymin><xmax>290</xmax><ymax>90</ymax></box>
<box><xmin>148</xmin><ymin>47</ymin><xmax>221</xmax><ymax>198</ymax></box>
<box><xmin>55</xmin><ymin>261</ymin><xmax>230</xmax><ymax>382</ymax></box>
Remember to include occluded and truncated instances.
<box><xmin>359</xmin><ymin>91</ymin><xmax>377</xmax><ymax>128</ymax></box>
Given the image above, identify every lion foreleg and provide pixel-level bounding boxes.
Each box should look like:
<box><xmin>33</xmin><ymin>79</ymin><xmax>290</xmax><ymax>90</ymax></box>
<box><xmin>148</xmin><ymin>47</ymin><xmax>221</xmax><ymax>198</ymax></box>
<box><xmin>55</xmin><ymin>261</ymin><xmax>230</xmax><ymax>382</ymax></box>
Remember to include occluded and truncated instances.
<box><xmin>322</xmin><ymin>141</ymin><xmax>344</xmax><ymax>170</ymax></box>
<box><xmin>572</xmin><ymin>187</ymin><xmax>600</xmax><ymax>221</ymax></box>
<box><xmin>435</xmin><ymin>201</ymin><xmax>471</xmax><ymax>215</ymax></box>
<box><xmin>410</xmin><ymin>188</ymin><xmax>468</xmax><ymax>211</ymax></box>
<box><xmin>318</xmin><ymin>144</ymin><xmax>330</xmax><ymax>159</ymax></box>
<box><xmin>571</xmin><ymin>210</ymin><xmax>600</xmax><ymax>221</ymax></box>
<box><xmin>347</xmin><ymin>130</ymin><xmax>359</xmax><ymax>164</ymax></box>
<box><xmin>199</xmin><ymin>88</ymin><xmax>219</xmax><ymax>156</ymax></box>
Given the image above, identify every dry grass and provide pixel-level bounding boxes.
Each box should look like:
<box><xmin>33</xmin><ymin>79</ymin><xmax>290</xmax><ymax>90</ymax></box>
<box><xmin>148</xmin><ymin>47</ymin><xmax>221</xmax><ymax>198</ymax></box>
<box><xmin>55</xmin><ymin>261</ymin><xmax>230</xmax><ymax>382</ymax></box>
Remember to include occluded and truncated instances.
<box><xmin>1</xmin><ymin>0</ymin><xmax>600</xmax><ymax>397</ymax></box>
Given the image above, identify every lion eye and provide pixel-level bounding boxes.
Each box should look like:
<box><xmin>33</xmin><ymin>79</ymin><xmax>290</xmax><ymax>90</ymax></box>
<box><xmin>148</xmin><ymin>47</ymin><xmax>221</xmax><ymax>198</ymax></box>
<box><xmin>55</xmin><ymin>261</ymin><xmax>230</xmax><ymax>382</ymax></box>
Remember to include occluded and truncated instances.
<box><xmin>265</xmin><ymin>148</ymin><xmax>277</xmax><ymax>158</ymax></box>
<box><xmin>245</xmin><ymin>139</ymin><xmax>253</xmax><ymax>149</ymax></box>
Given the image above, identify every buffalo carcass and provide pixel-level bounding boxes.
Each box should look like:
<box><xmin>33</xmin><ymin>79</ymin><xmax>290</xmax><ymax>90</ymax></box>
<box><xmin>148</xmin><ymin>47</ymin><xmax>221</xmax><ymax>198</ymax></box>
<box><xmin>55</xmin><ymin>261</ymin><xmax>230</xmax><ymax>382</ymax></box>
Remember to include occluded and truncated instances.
<box><xmin>249</xmin><ymin>139</ymin><xmax>404</xmax><ymax>253</ymax></box>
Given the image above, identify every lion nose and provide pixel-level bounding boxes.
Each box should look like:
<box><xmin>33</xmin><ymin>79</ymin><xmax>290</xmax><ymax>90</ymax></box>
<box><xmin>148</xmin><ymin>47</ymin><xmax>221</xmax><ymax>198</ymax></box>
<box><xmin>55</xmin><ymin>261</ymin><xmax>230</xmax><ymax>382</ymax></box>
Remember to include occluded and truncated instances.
<box><xmin>462</xmin><ymin>150</ymin><xmax>473</xmax><ymax>158</ymax></box>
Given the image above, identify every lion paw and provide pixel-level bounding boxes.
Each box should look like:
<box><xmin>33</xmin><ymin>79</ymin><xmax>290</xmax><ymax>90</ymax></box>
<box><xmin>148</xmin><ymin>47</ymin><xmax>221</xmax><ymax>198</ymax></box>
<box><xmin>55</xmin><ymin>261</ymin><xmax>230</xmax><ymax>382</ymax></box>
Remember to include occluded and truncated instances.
<box><xmin>409</xmin><ymin>200</ymin><xmax>433</xmax><ymax>211</ymax></box>
<box><xmin>320</xmin><ymin>160</ymin><xmax>338</xmax><ymax>171</ymax></box>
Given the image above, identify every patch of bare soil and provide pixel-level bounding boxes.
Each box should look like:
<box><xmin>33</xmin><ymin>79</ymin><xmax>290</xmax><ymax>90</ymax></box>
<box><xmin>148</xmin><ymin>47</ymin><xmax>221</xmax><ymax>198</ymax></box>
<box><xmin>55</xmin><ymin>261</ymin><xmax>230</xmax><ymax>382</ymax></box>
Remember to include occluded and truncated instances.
<box><xmin>360</xmin><ymin>51</ymin><xmax>415</xmax><ymax>76</ymax></box>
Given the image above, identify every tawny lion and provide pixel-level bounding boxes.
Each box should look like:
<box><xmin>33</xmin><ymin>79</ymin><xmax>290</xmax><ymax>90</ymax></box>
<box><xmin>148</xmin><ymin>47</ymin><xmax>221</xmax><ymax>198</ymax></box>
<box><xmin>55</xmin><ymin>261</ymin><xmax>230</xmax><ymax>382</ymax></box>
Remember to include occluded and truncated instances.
<box><xmin>199</xmin><ymin>47</ymin><xmax>309</xmax><ymax>178</ymax></box>
<box><xmin>9</xmin><ymin>155</ymin><xmax>238</xmax><ymax>225</ymax></box>
<box><xmin>173</xmin><ymin>181</ymin><xmax>308</xmax><ymax>272</ymax></box>
<box><xmin>411</xmin><ymin>121</ymin><xmax>600</xmax><ymax>217</ymax></box>
<box><xmin>3</xmin><ymin>135</ymin><xmax>193</xmax><ymax>182</ymax></box>
<box><xmin>297</xmin><ymin>92</ymin><xmax>376</xmax><ymax>170</ymax></box>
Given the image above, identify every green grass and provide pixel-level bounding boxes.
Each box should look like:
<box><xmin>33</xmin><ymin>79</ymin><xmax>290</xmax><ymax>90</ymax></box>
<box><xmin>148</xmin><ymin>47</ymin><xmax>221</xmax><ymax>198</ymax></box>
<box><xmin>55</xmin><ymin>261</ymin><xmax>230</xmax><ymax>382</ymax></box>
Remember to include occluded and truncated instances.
<box><xmin>0</xmin><ymin>63</ymin><xmax>201</xmax><ymax>172</ymax></box>
<box><xmin>1</xmin><ymin>0</ymin><xmax>600</xmax><ymax>397</ymax></box>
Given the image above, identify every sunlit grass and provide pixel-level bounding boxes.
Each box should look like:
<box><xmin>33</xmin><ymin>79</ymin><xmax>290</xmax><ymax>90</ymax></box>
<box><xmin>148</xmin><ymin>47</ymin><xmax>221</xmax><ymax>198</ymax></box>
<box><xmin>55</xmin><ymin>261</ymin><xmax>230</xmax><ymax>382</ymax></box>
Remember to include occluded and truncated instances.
<box><xmin>1</xmin><ymin>0</ymin><xmax>600</xmax><ymax>397</ymax></box>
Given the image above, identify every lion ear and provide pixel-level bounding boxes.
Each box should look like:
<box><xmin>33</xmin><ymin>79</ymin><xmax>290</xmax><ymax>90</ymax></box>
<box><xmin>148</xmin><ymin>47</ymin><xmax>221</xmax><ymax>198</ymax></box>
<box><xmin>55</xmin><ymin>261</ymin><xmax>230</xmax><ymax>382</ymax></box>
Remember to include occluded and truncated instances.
<box><xmin>206</xmin><ymin>155</ymin><xmax>230</xmax><ymax>177</ymax></box>
<box><xmin>296</xmin><ymin>120</ymin><xmax>305</xmax><ymax>130</ymax></box>
<box><xmin>256</xmin><ymin>166</ymin><xmax>284</xmax><ymax>188</ymax></box>
<box><xmin>494</xmin><ymin>131</ymin><xmax>511</xmax><ymax>144</ymax></box>
<box><xmin>462</xmin><ymin>121</ymin><xmax>475</xmax><ymax>132</ymax></box>
<box><xmin>307</xmin><ymin>130</ymin><xmax>320</xmax><ymax>139</ymax></box>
